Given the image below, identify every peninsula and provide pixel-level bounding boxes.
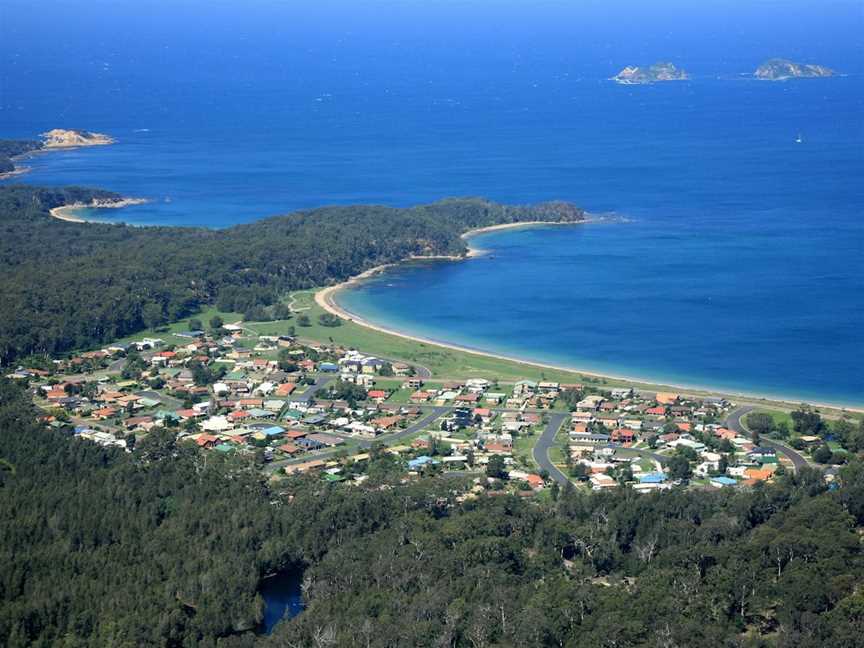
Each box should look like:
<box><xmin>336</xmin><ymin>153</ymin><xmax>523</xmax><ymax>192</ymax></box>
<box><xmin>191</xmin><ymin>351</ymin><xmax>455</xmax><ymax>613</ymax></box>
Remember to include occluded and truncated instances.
<box><xmin>39</xmin><ymin>128</ymin><xmax>115</xmax><ymax>149</ymax></box>
<box><xmin>611</xmin><ymin>62</ymin><xmax>689</xmax><ymax>84</ymax></box>
<box><xmin>754</xmin><ymin>58</ymin><xmax>835</xmax><ymax>80</ymax></box>
<box><xmin>0</xmin><ymin>129</ymin><xmax>115</xmax><ymax>179</ymax></box>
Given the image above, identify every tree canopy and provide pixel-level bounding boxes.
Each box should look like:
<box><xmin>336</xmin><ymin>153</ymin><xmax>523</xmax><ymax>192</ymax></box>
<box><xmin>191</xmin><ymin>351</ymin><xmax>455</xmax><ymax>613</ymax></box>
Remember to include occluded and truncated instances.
<box><xmin>0</xmin><ymin>186</ymin><xmax>583</xmax><ymax>365</ymax></box>
<box><xmin>0</xmin><ymin>377</ymin><xmax>862</xmax><ymax>647</ymax></box>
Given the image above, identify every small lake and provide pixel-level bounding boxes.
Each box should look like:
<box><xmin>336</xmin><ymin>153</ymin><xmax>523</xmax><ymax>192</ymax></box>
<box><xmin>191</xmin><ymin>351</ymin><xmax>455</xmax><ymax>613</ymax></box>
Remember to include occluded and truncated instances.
<box><xmin>258</xmin><ymin>571</ymin><xmax>304</xmax><ymax>636</ymax></box>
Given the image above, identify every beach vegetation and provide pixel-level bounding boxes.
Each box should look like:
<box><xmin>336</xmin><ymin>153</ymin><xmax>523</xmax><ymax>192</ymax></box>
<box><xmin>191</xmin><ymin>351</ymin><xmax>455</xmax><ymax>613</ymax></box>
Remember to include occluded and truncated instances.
<box><xmin>317</xmin><ymin>313</ymin><xmax>342</xmax><ymax>327</ymax></box>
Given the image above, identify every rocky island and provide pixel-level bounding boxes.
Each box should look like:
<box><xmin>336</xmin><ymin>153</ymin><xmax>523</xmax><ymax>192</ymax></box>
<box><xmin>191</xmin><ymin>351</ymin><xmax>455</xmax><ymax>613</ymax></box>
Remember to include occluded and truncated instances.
<box><xmin>40</xmin><ymin>128</ymin><xmax>115</xmax><ymax>148</ymax></box>
<box><xmin>0</xmin><ymin>129</ymin><xmax>115</xmax><ymax>178</ymax></box>
<box><xmin>612</xmin><ymin>62</ymin><xmax>689</xmax><ymax>85</ymax></box>
<box><xmin>754</xmin><ymin>58</ymin><xmax>835</xmax><ymax>80</ymax></box>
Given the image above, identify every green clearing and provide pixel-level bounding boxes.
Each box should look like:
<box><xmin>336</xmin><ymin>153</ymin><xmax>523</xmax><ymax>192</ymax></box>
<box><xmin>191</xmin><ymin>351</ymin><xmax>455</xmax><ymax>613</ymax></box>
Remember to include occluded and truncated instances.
<box><xmin>747</xmin><ymin>408</ymin><xmax>793</xmax><ymax>430</ymax></box>
<box><xmin>548</xmin><ymin>445</ymin><xmax>567</xmax><ymax>466</ymax></box>
<box><xmin>249</xmin><ymin>290</ymin><xmax>649</xmax><ymax>385</ymax></box>
<box><xmin>372</xmin><ymin>379</ymin><xmax>411</xmax><ymax>403</ymax></box>
<box><xmin>827</xmin><ymin>441</ymin><xmax>849</xmax><ymax>454</ymax></box>
<box><xmin>115</xmin><ymin>306</ymin><xmax>243</xmax><ymax>347</ymax></box>
<box><xmin>512</xmin><ymin>431</ymin><xmax>540</xmax><ymax>468</ymax></box>
<box><xmin>635</xmin><ymin>458</ymin><xmax>656</xmax><ymax>472</ymax></box>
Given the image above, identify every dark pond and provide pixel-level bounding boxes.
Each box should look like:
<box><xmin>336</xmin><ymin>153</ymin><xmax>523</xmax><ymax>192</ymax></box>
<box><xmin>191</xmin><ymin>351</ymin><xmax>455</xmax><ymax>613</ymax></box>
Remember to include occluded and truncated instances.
<box><xmin>258</xmin><ymin>571</ymin><xmax>304</xmax><ymax>635</ymax></box>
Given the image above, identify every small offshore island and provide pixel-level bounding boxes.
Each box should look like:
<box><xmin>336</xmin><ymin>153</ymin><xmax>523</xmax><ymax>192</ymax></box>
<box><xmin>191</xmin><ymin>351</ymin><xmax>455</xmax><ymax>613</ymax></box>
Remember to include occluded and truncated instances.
<box><xmin>754</xmin><ymin>58</ymin><xmax>835</xmax><ymax>80</ymax></box>
<box><xmin>0</xmin><ymin>128</ymin><xmax>114</xmax><ymax>178</ymax></box>
<box><xmin>611</xmin><ymin>62</ymin><xmax>689</xmax><ymax>85</ymax></box>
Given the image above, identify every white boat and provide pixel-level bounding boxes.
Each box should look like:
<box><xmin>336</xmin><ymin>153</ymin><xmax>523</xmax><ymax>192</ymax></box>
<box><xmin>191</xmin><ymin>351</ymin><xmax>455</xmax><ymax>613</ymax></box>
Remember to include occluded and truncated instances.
<box><xmin>795</xmin><ymin>133</ymin><xmax>803</xmax><ymax>144</ymax></box>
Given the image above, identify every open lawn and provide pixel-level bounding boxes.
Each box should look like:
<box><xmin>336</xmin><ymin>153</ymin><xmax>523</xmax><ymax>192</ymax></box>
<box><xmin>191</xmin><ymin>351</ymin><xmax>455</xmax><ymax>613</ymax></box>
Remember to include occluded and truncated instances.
<box><xmin>374</xmin><ymin>379</ymin><xmax>413</xmax><ymax>404</ymax></box>
<box><xmin>115</xmin><ymin>306</ymin><xmax>243</xmax><ymax>347</ymax></box>
<box><xmin>512</xmin><ymin>430</ymin><xmax>541</xmax><ymax>468</ymax></box>
<box><xmin>747</xmin><ymin>408</ymin><xmax>793</xmax><ymax>431</ymax></box>
<box><xmin>252</xmin><ymin>291</ymin><xmax>647</xmax><ymax>385</ymax></box>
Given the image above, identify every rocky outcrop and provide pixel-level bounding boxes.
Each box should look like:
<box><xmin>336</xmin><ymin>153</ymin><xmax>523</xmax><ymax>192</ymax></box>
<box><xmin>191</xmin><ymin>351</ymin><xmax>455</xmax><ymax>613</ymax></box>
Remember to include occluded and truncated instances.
<box><xmin>754</xmin><ymin>59</ymin><xmax>835</xmax><ymax>80</ymax></box>
<box><xmin>40</xmin><ymin>129</ymin><xmax>115</xmax><ymax>148</ymax></box>
<box><xmin>612</xmin><ymin>62</ymin><xmax>689</xmax><ymax>85</ymax></box>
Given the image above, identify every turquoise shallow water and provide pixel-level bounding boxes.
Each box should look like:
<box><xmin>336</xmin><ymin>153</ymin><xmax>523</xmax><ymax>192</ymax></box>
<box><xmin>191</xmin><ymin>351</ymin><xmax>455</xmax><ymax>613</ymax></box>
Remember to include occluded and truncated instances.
<box><xmin>336</xmin><ymin>219</ymin><xmax>863</xmax><ymax>406</ymax></box>
<box><xmin>2</xmin><ymin>1</ymin><xmax>862</xmax><ymax>404</ymax></box>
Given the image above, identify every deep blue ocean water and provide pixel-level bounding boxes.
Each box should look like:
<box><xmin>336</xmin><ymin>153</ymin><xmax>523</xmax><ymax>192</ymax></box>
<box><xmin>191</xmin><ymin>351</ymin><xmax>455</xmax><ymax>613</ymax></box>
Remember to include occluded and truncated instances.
<box><xmin>2</xmin><ymin>1</ymin><xmax>862</xmax><ymax>404</ymax></box>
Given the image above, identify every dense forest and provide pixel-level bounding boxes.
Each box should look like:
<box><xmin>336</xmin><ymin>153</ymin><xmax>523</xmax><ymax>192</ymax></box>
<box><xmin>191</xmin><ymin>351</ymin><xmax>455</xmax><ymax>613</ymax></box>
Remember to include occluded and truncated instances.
<box><xmin>0</xmin><ymin>185</ymin><xmax>584</xmax><ymax>365</ymax></box>
<box><xmin>1</xmin><ymin>377</ymin><xmax>862</xmax><ymax>647</ymax></box>
<box><xmin>0</xmin><ymin>140</ymin><xmax>41</xmax><ymax>174</ymax></box>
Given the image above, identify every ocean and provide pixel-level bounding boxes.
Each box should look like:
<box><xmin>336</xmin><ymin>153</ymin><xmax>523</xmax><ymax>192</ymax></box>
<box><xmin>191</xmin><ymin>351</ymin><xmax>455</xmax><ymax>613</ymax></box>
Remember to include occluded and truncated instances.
<box><xmin>2</xmin><ymin>1</ymin><xmax>862</xmax><ymax>404</ymax></box>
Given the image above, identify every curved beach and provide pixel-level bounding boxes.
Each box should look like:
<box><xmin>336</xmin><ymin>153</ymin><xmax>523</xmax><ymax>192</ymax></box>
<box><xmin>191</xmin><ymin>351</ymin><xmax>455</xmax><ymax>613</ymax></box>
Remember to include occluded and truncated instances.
<box><xmin>316</xmin><ymin>224</ymin><xmax>862</xmax><ymax>413</ymax></box>
<box><xmin>49</xmin><ymin>198</ymin><xmax>148</xmax><ymax>223</ymax></box>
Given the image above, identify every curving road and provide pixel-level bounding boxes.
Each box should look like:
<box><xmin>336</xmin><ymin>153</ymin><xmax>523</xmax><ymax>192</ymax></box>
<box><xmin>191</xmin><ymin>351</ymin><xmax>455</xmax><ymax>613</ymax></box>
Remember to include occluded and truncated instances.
<box><xmin>725</xmin><ymin>406</ymin><xmax>809</xmax><ymax>471</ymax></box>
<box><xmin>289</xmin><ymin>375</ymin><xmax>335</xmax><ymax>403</ymax></box>
<box><xmin>532</xmin><ymin>412</ymin><xmax>570</xmax><ymax>486</ymax></box>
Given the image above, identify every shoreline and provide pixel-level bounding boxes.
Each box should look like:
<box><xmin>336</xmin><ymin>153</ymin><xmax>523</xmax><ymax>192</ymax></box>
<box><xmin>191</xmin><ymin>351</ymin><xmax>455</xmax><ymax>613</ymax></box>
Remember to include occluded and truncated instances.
<box><xmin>0</xmin><ymin>166</ymin><xmax>32</xmax><ymax>181</ymax></box>
<box><xmin>316</xmin><ymin>222</ymin><xmax>862</xmax><ymax>413</ymax></box>
<box><xmin>1</xmin><ymin>131</ymin><xmax>116</xmax><ymax>181</ymax></box>
<box><xmin>49</xmin><ymin>198</ymin><xmax>149</xmax><ymax>223</ymax></box>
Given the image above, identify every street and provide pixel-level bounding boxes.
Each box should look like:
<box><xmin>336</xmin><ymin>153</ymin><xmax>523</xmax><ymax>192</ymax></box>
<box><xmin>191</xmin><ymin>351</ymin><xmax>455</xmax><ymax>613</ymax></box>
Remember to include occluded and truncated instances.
<box><xmin>725</xmin><ymin>406</ymin><xmax>810</xmax><ymax>471</ymax></box>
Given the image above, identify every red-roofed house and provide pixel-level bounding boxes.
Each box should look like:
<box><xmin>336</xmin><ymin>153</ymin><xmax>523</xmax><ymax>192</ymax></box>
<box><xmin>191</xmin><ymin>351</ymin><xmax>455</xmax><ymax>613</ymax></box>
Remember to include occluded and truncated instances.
<box><xmin>473</xmin><ymin>407</ymin><xmax>492</xmax><ymax>422</ymax></box>
<box><xmin>611</xmin><ymin>429</ymin><xmax>634</xmax><ymax>445</ymax></box>
<box><xmin>714</xmin><ymin>428</ymin><xmax>737</xmax><ymax>440</ymax></box>
<box><xmin>92</xmin><ymin>407</ymin><xmax>118</xmax><ymax>420</ymax></box>
<box><xmin>278</xmin><ymin>442</ymin><xmax>302</xmax><ymax>455</ymax></box>
<box><xmin>195</xmin><ymin>434</ymin><xmax>218</xmax><ymax>448</ymax></box>
<box><xmin>371</xmin><ymin>415</ymin><xmax>402</xmax><ymax>431</ymax></box>
<box><xmin>367</xmin><ymin>390</ymin><xmax>388</xmax><ymax>403</ymax></box>
<box><xmin>525</xmin><ymin>474</ymin><xmax>544</xmax><ymax>490</ymax></box>
<box><xmin>275</xmin><ymin>383</ymin><xmax>296</xmax><ymax>397</ymax></box>
<box><xmin>485</xmin><ymin>442</ymin><xmax>512</xmax><ymax>454</ymax></box>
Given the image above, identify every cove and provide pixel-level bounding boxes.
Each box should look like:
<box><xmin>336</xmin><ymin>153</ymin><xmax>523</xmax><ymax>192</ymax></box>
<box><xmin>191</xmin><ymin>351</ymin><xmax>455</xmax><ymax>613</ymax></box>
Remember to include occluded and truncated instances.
<box><xmin>335</xmin><ymin>219</ymin><xmax>864</xmax><ymax>407</ymax></box>
<box><xmin>257</xmin><ymin>571</ymin><xmax>304</xmax><ymax>636</ymax></box>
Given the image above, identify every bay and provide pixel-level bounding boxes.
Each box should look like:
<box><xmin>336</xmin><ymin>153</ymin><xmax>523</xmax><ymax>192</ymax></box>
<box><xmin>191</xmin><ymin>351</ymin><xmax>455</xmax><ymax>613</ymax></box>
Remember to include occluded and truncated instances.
<box><xmin>1</xmin><ymin>0</ymin><xmax>861</xmax><ymax>404</ymax></box>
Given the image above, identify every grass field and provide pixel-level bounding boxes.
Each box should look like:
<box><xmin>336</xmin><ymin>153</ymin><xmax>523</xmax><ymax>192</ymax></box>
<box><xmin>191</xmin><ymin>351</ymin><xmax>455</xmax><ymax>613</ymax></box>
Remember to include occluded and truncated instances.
<box><xmin>747</xmin><ymin>408</ymin><xmax>794</xmax><ymax>430</ymax></box>
<box><xmin>512</xmin><ymin>430</ymin><xmax>541</xmax><ymax>468</ymax></box>
<box><xmin>115</xmin><ymin>306</ymin><xmax>243</xmax><ymax>347</ymax></box>
<box><xmin>98</xmin><ymin>290</ymin><xmax>858</xmax><ymax>418</ymax></box>
<box><xmin>249</xmin><ymin>290</ymin><xmax>652</xmax><ymax>386</ymax></box>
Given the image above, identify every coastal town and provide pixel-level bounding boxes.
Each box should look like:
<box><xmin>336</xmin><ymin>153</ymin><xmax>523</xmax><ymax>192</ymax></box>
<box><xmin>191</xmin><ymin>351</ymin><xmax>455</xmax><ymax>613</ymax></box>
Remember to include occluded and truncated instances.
<box><xmin>9</xmin><ymin>308</ymin><xmax>845</xmax><ymax>496</ymax></box>
<box><xmin>2</xmin><ymin>2</ymin><xmax>862</xmax><ymax>641</ymax></box>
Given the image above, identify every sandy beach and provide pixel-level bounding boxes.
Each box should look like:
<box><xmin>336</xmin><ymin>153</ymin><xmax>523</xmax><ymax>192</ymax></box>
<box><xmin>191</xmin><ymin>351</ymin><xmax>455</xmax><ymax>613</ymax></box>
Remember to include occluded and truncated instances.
<box><xmin>0</xmin><ymin>166</ymin><xmax>32</xmax><ymax>181</ymax></box>
<box><xmin>49</xmin><ymin>198</ymin><xmax>148</xmax><ymax>223</ymax></box>
<box><xmin>315</xmin><ymin>221</ymin><xmax>862</xmax><ymax>413</ymax></box>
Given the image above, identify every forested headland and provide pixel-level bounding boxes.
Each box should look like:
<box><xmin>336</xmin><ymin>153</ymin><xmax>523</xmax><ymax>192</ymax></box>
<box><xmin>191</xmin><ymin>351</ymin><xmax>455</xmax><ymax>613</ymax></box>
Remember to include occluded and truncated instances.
<box><xmin>1</xmin><ymin>377</ymin><xmax>862</xmax><ymax>647</ymax></box>
<box><xmin>0</xmin><ymin>185</ymin><xmax>583</xmax><ymax>365</ymax></box>
<box><xmin>0</xmin><ymin>140</ymin><xmax>42</xmax><ymax>174</ymax></box>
